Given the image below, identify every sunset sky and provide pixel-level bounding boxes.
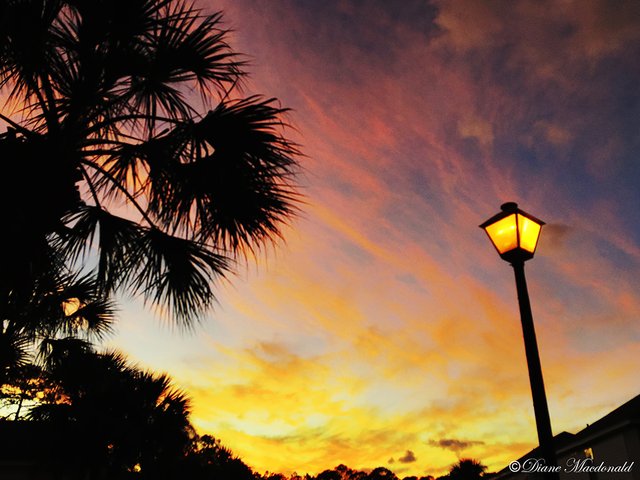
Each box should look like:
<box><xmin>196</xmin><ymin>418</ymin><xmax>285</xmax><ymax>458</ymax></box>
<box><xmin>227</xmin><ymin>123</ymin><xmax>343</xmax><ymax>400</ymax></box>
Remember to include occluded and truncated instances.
<box><xmin>103</xmin><ymin>1</ymin><xmax>640</xmax><ymax>476</ymax></box>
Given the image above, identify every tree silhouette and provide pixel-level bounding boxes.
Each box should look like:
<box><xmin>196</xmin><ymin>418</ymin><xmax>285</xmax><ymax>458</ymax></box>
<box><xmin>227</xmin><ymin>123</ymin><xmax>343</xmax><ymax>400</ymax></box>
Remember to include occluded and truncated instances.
<box><xmin>447</xmin><ymin>458</ymin><xmax>487</xmax><ymax>480</ymax></box>
<box><xmin>0</xmin><ymin>0</ymin><xmax>301</xmax><ymax>327</ymax></box>
<box><xmin>314</xmin><ymin>465</ymin><xmax>403</xmax><ymax>480</ymax></box>
<box><xmin>317</xmin><ymin>469</ymin><xmax>343</xmax><ymax>480</ymax></box>
<box><xmin>367</xmin><ymin>467</ymin><xmax>399</xmax><ymax>480</ymax></box>
<box><xmin>183</xmin><ymin>434</ymin><xmax>255</xmax><ymax>480</ymax></box>
<box><xmin>28</xmin><ymin>338</ymin><xmax>194</xmax><ymax>478</ymax></box>
<box><xmin>0</xmin><ymin>271</ymin><xmax>115</xmax><ymax>386</ymax></box>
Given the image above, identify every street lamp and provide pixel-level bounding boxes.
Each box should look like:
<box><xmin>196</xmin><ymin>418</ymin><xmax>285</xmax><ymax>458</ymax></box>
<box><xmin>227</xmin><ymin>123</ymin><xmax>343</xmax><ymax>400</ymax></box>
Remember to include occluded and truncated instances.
<box><xmin>480</xmin><ymin>202</ymin><xmax>558</xmax><ymax>478</ymax></box>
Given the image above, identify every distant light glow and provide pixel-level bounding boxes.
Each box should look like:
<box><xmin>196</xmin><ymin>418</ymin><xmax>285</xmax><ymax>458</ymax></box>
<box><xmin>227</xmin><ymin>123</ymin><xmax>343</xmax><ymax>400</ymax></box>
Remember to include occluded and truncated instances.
<box><xmin>62</xmin><ymin>297</ymin><xmax>82</xmax><ymax>316</ymax></box>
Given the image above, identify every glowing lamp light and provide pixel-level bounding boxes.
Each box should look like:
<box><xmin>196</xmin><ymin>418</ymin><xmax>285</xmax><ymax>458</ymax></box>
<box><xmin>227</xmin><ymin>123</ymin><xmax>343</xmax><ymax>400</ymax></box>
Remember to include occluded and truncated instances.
<box><xmin>480</xmin><ymin>202</ymin><xmax>545</xmax><ymax>263</ymax></box>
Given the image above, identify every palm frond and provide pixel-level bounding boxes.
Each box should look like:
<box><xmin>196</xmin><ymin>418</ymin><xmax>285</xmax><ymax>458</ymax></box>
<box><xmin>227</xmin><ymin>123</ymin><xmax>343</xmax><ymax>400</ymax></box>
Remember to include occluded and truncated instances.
<box><xmin>1</xmin><ymin>268</ymin><xmax>115</xmax><ymax>371</ymax></box>
<box><xmin>0</xmin><ymin>0</ymin><xmax>66</xmax><ymax>130</ymax></box>
<box><xmin>1</xmin><ymin>0</ymin><xmax>302</xmax><ymax>328</ymax></box>
<box><xmin>91</xmin><ymin>1</ymin><xmax>244</xmax><ymax>135</ymax></box>
<box><xmin>134</xmin><ymin>228</ymin><xmax>230</xmax><ymax>325</ymax></box>
<box><xmin>58</xmin><ymin>205</ymin><xmax>146</xmax><ymax>293</ymax></box>
<box><xmin>91</xmin><ymin>143</ymin><xmax>151</xmax><ymax>201</ymax></box>
<box><xmin>59</xmin><ymin>205</ymin><xmax>230</xmax><ymax>325</ymax></box>
<box><xmin>145</xmin><ymin>96</ymin><xmax>301</xmax><ymax>251</ymax></box>
<box><xmin>38</xmin><ymin>336</ymin><xmax>94</xmax><ymax>371</ymax></box>
<box><xmin>26</xmin><ymin>401</ymin><xmax>74</xmax><ymax>422</ymax></box>
<box><xmin>0</xmin><ymin>329</ymin><xmax>31</xmax><ymax>384</ymax></box>
<box><xmin>152</xmin><ymin>5</ymin><xmax>244</xmax><ymax>93</ymax></box>
<box><xmin>54</xmin><ymin>273</ymin><xmax>117</xmax><ymax>340</ymax></box>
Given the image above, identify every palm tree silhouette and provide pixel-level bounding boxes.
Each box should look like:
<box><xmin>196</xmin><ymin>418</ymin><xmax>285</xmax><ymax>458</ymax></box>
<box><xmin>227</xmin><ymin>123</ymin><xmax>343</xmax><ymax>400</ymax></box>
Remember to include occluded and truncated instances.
<box><xmin>447</xmin><ymin>458</ymin><xmax>487</xmax><ymax>480</ymax></box>
<box><xmin>0</xmin><ymin>271</ymin><xmax>115</xmax><ymax>386</ymax></box>
<box><xmin>29</xmin><ymin>338</ymin><xmax>194</xmax><ymax>478</ymax></box>
<box><xmin>0</xmin><ymin>0</ymin><xmax>301</xmax><ymax>326</ymax></box>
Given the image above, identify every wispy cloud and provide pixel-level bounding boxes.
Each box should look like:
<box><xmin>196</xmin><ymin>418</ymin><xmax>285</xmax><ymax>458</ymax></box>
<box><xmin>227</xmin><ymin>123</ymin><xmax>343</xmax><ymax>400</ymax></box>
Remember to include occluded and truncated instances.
<box><xmin>105</xmin><ymin>0</ymin><xmax>640</xmax><ymax>476</ymax></box>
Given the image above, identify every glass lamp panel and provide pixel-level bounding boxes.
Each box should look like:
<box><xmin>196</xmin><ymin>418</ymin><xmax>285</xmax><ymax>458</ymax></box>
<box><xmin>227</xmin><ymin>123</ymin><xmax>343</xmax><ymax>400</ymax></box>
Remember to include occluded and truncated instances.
<box><xmin>518</xmin><ymin>214</ymin><xmax>542</xmax><ymax>253</ymax></box>
<box><xmin>484</xmin><ymin>213</ymin><xmax>517</xmax><ymax>254</ymax></box>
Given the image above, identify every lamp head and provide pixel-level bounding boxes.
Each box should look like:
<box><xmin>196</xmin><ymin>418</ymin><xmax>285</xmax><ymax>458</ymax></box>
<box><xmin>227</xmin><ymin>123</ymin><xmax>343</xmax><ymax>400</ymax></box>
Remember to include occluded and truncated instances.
<box><xmin>480</xmin><ymin>202</ymin><xmax>545</xmax><ymax>263</ymax></box>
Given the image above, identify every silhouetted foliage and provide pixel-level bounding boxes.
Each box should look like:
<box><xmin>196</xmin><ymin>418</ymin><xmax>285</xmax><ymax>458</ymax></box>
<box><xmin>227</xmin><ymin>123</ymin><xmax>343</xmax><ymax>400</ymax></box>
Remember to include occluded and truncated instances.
<box><xmin>446</xmin><ymin>458</ymin><xmax>487</xmax><ymax>480</ymax></box>
<box><xmin>367</xmin><ymin>467</ymin><xmax>399</xmax><ymax>480</ymax></box>
<box><xmin>0</xmin><ymin>0</ymin><xmax>301</xmax><ymax>330</ymax></box>
<box><xmin>0</xmin><ymin>363</ymin><xmax>48</xmax><ymax>419</ymax></box>
<box><xmin>0</xmin><ymin>2</ymin><xmax>303</xmax><ymax>477</ymax></box>
<box><xmin>218</xmin><ymin>458</ymin><xmax>488</xmax><ymax>480</ymax></box>
<box><xmin>23</xmin><ymin>339</ymin><xmax>193</xmax><ymax>478</ymax></box>
<box><xmin>1</xmin><ymin>341</ymin><xmax>267</xmax><ymax>479</ymax></box>
<box><xmin>0</xmin><ymin>271</ymin><xmax>115</xmax><ymax>386</ymax></box>
<box><xmin>308</xmin><ymin>465</ymin><xmax>416</xmax><ymax>480</ymax></box>
<box><xmin>262</xmin><ymin>474</ymin><xmax>289</xmax><ymax>480</ymax></box>
<box><xmin>0</xmin><ymin>2</ymin><xmax>302</xmax><ymax>472</ymax></box>
<box><xmin>182</xmin><ymin>434</ymin><xmax>255</xmax><ymax>480</ymax></box>
<box><xmin>317</xmin><ymin>469</ymin><xmax>343</xmax><ymax>480</ymax></box>
<box><xmin>338</xmin><ymin>464</ymin><xmax>368</xmax><ymax>480</ymax></box>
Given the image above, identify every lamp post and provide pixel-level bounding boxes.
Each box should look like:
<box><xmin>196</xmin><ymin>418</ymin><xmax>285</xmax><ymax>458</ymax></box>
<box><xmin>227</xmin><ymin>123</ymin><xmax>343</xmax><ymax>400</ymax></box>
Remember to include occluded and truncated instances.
<box><xmin>480</xmin><ymin>202</ymin><xmax>559</xmax><ymax>478</ymax></box>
